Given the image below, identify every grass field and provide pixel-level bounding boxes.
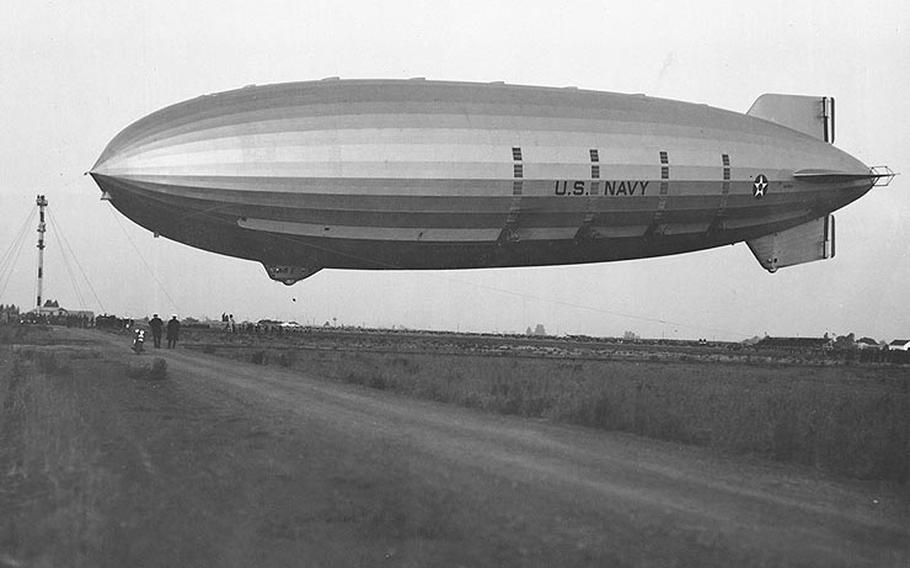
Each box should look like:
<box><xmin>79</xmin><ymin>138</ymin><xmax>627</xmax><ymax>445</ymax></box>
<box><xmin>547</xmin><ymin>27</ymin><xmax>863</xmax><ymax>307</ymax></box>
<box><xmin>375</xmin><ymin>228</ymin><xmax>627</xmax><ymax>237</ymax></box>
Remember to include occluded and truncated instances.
<box><xmin>3</xmin><ymin>326</ymin><xmax>908</xmax><ymax>567</ymax></box>
<box><xmin>191</xmin><ymin>332</ymin><xmax>910</xmax><ymax>484</ymax></box>
<box><xmin>0</xmin><ymin>342</ymin><xmax>106</xmax><ymax>564</ymax></box>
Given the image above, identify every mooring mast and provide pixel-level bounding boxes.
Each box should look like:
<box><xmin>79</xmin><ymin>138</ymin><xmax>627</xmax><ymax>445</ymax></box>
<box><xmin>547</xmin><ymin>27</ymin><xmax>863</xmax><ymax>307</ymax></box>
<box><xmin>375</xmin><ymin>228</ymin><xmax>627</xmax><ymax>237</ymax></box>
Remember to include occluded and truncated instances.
<box><xmin>36</xmin><ymin>194</ymin><xmax>48</xmax><ymax>309</ymax></box>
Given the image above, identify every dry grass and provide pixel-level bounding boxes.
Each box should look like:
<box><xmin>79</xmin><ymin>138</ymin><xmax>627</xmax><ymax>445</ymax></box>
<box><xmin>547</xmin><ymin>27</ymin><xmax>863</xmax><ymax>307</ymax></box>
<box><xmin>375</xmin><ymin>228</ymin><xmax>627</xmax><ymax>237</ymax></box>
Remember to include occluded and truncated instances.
<box><xmin>0</xmin><ymin>347</ymin><xmax>117</xmax><ymax>565</ymax></box>
<box><xmin>219</xmin><ymin>346</ymin><xmax>910</xmax><ymax>483</ymax></box>
<box><xmin>0</xmin><ymin>325</ymin><xmax>50</xmax><ymax>346</ymax></box>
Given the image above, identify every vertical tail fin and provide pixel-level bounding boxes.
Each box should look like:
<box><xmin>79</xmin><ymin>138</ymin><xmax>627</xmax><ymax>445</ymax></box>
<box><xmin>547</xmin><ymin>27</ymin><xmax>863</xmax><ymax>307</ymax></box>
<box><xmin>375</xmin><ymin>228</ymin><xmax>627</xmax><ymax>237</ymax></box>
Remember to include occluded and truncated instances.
<box><xmin>747</xmin><ymin>215</ymin><xmax>835</xmax><ymax>273</ymax></box>
<box><xmin>747</xmin><ymin>94</ymin><xmax>835</xmax><ymax>143</ymax></box>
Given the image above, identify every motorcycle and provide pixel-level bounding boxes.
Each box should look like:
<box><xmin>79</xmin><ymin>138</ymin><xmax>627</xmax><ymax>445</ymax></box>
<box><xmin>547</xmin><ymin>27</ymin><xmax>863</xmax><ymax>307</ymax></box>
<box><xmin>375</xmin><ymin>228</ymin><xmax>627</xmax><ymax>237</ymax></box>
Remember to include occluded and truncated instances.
<box><xmin>132</xmin><ymin>329</ymin><xmax>146</xmax><ymax>354</ymax></box>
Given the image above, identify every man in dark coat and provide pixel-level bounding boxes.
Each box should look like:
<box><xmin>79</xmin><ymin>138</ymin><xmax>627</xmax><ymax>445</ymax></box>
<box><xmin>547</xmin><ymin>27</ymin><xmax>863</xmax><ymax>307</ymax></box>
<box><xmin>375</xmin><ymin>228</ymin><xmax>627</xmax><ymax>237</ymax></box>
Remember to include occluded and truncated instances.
<box><xmin>166</xmin><ymin>315</ymin><xmax>181</xmax><ymax>349</ymax></box>
<box><xmin>148</xmin><ymin>314</ymin><xmax>164</xmax><ymax>348</ymax></box>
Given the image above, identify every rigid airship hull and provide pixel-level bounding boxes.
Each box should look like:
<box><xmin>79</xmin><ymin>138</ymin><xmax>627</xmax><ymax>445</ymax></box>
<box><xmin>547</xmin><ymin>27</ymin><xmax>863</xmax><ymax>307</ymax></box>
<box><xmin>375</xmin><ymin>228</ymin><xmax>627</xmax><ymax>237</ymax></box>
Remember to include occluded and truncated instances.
<box><xmin>90</xmin><ymin>79</ymin><xmax>877</xmax><ymax>283</ymax></box>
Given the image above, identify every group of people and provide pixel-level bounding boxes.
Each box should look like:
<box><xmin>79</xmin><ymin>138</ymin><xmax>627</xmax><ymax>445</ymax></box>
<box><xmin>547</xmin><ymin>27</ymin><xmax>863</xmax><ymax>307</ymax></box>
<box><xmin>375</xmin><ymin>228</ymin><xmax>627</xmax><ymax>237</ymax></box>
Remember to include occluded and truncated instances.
<box><xmin>147</xmin><ymin>314</ymin><xmax>180</xmax><ymax>349</ymax></box>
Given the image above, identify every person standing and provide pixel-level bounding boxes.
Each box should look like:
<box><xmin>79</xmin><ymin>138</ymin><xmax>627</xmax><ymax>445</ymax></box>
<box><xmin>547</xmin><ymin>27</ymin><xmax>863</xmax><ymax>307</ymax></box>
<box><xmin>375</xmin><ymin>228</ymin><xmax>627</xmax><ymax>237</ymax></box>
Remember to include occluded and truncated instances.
<box><xmin>166</xmin><ymin>315</ymin><xmax>181</xmax><ymax>349</ymax></box>
<box><xmin>148</xmin><ymin>314</ymin><xmax>164</xmax><ymax>348</ymax></box>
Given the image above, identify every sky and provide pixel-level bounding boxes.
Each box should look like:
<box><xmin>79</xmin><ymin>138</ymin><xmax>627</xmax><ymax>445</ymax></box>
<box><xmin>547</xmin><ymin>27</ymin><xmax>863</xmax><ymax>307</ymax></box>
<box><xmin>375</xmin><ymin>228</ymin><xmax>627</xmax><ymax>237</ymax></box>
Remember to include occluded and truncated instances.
<box><xmin>0</xmin><ymin>0</ymin><xmax>907</xmax><ymax>341</ymax></box>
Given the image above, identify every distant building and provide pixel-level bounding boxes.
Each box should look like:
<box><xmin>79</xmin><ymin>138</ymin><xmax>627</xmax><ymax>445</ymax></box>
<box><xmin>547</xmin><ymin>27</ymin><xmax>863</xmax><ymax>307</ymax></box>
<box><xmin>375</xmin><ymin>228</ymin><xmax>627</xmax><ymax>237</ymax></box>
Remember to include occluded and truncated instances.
<box><xmin>756</xmin><ymin>337</ymin><xmax>834</xmax><ymax>351</ymax></box>
<box><xmin>30</xmin><ymin>299</ymin><xmax>67</xmax><ymax>318</ymax></box>
<box><xmin>855</xmin><ymin>337</ymin><xmax>881</xmax><ymax>350</ymax></box>
<box><xmin>888</xmin><ymin>339</ymin><xmax>910</xmax><ymax>351</ymax></box>
<box><xmin>25</xmin><ymin>300</ymin><xmax>94</xmax><ymax>324</ymax></box>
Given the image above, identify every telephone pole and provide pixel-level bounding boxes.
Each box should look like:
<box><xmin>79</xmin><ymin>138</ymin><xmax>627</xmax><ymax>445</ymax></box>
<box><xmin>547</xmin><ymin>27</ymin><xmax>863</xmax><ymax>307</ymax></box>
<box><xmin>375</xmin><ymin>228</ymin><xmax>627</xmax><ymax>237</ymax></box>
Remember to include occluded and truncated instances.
<box><xmin>36</xmin><ymin>194</ymin><xmax>48</xmax><ymax>309</ymax></box>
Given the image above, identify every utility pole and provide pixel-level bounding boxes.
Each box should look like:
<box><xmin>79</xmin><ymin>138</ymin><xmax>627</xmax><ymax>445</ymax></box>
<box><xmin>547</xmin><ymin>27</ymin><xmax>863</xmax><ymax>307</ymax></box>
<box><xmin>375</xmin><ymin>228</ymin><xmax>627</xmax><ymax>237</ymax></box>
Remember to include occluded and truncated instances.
<box><xmin>36</xmin><ymin>194</ymin><xmax>48</xmax><ymax>309</ymax></box>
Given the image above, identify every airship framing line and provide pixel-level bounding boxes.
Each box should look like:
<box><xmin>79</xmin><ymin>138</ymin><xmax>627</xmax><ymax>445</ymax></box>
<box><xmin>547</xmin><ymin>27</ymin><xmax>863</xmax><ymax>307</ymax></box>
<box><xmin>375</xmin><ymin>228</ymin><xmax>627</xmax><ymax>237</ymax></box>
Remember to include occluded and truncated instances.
<box><xmin>90</xmin><ymin>80</ymin><xmax>893</xmax><ymax>284</ymax></box>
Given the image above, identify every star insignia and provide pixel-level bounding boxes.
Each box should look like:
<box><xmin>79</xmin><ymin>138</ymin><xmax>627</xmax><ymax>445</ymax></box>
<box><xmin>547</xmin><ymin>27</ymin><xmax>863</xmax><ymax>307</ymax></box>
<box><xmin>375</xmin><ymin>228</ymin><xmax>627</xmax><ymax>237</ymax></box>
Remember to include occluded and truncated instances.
<box><xmin>753</xmin><ymin>174</ymin><xmax>769</xmax><ymax>199</ymax></box>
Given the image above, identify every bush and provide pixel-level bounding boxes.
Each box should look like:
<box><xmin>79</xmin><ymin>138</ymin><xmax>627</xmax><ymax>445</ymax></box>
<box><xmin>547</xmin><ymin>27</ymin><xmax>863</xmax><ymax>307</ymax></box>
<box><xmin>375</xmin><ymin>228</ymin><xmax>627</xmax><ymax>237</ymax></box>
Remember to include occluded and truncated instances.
<box><xmin>368</xmin><ymin>372</ymin><xmax>388</xmax><ymax>390</ymax></box>
<box><xmin>277</xmin><ymin>350</ymin><xmax>297</xmax><ymax>368</ymax></box>
<box><xmin>127</xmin><ymin>358</ymin><xmax>168</xmax><ymax>381</ymax></box>
<box><xmin>149</xmin><ymin>358</ymin><xmax>168</xmax><ymax>380</ymax></box>
<box><xmin>250</xmin><ymin>350</ymin><xmax>267</xmax><ymax>365</ymax></box>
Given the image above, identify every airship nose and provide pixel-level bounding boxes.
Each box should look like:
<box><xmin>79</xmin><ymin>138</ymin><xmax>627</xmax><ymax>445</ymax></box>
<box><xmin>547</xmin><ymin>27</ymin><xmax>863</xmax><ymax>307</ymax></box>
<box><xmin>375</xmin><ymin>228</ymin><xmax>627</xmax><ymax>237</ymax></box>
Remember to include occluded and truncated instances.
<box><xmin>88</xmin><ymin>137</ymin><xmax>125</xmax><ymax>197</ymax></box>
<box><xmin>89</xmin><ymin>137</ymin><xmax>125</xmax><ymax>194</ymax></box>
<box><xmin>89</xmin><ymin>114</ymin><xmax>161</xmax><ymax>200</ymax></box>
<box><xmin>90</xmin><ymin>135</ymin><xmax>125</xmax><ymax>177</ymax></box>
<box><xmin>88</xmin><ymin>171</ymin><xmax>114</xmax><ymax>201</ymax></box>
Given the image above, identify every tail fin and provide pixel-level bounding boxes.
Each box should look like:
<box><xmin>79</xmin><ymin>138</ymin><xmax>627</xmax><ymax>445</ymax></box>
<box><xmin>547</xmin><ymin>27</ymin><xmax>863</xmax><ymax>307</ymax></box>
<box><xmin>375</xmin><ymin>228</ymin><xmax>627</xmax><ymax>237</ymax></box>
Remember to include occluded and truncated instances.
<box><xmin>747</xmin><ymin>215</ymin><xmax>835</xmax><ymax>273</ymax></box>
<box><xmin>747</xmin><ymin>94</ymin><xmax>835</xmax><ymax>143</ymax></box>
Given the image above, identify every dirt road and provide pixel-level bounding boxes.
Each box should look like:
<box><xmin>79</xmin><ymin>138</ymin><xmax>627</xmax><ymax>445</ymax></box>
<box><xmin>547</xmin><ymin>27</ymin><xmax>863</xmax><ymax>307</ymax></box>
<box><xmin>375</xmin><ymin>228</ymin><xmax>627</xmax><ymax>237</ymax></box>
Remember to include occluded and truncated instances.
<box><xmin>3</xmin><ymin>328</ymin><xmax>908</xmax><ymax>567</ymax></box>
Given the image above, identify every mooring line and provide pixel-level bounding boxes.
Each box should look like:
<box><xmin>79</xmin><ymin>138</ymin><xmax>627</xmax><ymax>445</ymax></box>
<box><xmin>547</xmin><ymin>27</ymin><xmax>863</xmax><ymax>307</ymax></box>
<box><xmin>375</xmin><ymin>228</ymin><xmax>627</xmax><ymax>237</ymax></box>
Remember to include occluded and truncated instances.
<box><xmin>107</xmin><ymin>205</ymin><xmax>181</xmax><ymax>314</ymax></box>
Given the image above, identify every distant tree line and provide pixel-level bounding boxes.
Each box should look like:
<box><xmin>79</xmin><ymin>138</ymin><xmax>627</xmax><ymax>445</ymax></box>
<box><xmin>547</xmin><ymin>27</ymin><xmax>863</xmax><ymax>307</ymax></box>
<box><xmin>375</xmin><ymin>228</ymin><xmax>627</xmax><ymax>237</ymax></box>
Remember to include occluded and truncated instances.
<box><xmin>0</xmin><ymin>304</ymin><xmax>21</xmax><ymax>324</ymax></box>
<box><xmin>525</xmin><ymin>324</ymin><xmax>547</xmax><ymax>337</ymax></box>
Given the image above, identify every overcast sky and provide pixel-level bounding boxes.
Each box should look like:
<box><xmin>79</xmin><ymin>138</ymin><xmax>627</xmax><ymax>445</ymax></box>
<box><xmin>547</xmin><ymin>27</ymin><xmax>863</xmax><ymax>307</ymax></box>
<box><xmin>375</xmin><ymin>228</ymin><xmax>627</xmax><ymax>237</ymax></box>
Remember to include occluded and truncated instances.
<box><xmin>1</xmin><ymin>0</ymin><xmax>907</xmax><ymax>340</ymax></box>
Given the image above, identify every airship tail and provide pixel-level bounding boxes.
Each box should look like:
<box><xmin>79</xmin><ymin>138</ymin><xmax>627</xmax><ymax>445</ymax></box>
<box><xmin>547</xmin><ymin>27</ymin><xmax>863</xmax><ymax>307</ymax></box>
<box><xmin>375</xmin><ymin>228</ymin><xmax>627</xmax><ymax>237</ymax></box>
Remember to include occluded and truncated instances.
<box><xmin>747</xmin><ymin>93</ymin><xmax>836</xmax><ymax>143</ymax></box>
<box><xmin>747</xmin><ymin>215</ymin><xmax>835</xmax><ymax>273</ymax></box>
<box><xmin>745</xmin><ymin>94</ymin><xmax>896</xmax><ymax>272</ymax></box>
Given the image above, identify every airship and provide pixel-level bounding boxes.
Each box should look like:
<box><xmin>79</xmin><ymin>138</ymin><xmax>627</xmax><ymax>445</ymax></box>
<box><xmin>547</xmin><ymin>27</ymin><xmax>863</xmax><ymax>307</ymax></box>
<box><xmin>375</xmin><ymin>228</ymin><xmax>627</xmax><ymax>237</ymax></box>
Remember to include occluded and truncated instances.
<box><xmin>90</xmin><ymin>79</ymin><xmax>892</xmax><ymax>284</ymax></box>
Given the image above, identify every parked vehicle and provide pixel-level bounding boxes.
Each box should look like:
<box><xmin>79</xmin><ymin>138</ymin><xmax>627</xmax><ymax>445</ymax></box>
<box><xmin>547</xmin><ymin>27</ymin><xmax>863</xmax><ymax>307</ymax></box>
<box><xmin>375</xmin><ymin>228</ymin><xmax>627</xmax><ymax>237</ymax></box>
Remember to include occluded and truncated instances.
<box><xmin>132</xmin><ymin>328</ymin><xmax>146</xmax><ymax>354</ymax></box>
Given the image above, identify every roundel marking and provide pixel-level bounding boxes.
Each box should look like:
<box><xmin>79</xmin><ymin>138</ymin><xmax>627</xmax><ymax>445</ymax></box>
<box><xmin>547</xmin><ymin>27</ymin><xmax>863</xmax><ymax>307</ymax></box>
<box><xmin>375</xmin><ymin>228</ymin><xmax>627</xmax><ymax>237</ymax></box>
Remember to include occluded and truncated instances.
<box><xmin>753</xmin><ymin>174</ymin><xmax>769</xmax><ymax>199</ymax></box>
